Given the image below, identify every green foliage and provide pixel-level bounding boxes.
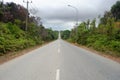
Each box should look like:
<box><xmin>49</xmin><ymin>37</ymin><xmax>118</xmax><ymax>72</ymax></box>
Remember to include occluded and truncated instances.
<box><xmin>0</xmin><ymin>22</ymin><xmax>58</xmax><ymax>55</ymax></box>
<box><xmin>68</xmin><ymin>14</ymin><xmax>119</xmax><ymax>57</ymax></box>
<box><xmin>75</xmin><ymin>22</ymin><xmax>89</xmax><ymax>45</ymax></box>
<box><xmin>100</xmin><ymin>11</ymin><xmax>112</xmax><ymax>25</ymax></box>
<box><xmin>108</xmin><ymin>40</ymin><xmax>120</xmax><ymax>57</ymax></box>
<box><xmin>14</xmin><ymin>19</ymin><xmax>22</xmax><ymax>26</ymax></box>
<box><xmin>61</xmin><ymin>30</ymin><xmax>70</xmax><ymax>40</ymax></box>
<box><xmin>69</xmin><ymin>19</ymin><xmax>120</xmax><ymax>56</ymax></box>
<box><xmin>87</xmin><ymin>35</ymin><xmax>108</xmax><ymax>51</ymax></box>
<box><xmin>6</xmin><ymin>22</ymin><xmax>25</xmax><ymax>38</ymax></box>
<box><xmin>67</xmin><ymin>2</ymin><xmax>120</xmax><ymax>57</ymax></box>
<box><xmin>90</xmin><ymin>18</ymin><xmax>96</xmax><ymax>31</ymax></box>
<box><xmin>0</xmin><ymin>2</ymin><xmax>58</xmax><ymax>56</ymax></box>
<box><xmin>111</xmin><ymin>1</ymin><xmax>120</xmax><ymax>21</ymax></box>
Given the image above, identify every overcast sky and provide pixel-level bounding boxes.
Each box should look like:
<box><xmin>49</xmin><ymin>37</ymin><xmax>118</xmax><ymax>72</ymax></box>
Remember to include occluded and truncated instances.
<box><xmin>4</xmin><ymin>0</ymin><xmax>118</xmax><ymax>30</ymax></box>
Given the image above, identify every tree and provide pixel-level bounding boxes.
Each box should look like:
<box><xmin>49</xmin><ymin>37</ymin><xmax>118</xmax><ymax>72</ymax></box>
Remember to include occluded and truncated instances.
<box><xmin>106</xmin><ymin>18</ymin><xmax>115</xmax><ymax>39</ymax></box>
<box><xmin>111</xmin><ymin>1</ymin><xmax>120</xmax><ymax>21</ymax></box>
<box><xmin>61</xmin><ymin>30</ymin><xmax>70</xmax><ymax>40</ymax></box>
<box><xmin>0</xmin><ymin>1</ymin><xmax>3</xmax><ymax>21</ymax></box>
<box><xmin>90</xmin><ymin>18</ymin><xmax>96</xmax><ymax>33</ymax></box>
<box><xmin>75</xmin><ymin>22</ymin><xmax>88</xmax><ymax>44</ymax></box>
<box><xmin>100</xmin><ymin>11</ymin><xmax>112</xmax><ymax>25</ymax></box>
<box><xmin>86</xmin><ymin>19</ymin><xmax>90</xmax><ymax>29</ymax></box>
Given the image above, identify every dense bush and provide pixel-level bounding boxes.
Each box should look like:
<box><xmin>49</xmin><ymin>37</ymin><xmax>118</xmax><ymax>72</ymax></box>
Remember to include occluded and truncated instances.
<box><xmin>108</xmin><ymin>40</ymin><xmax>120</xmax><ymax>56</ymax></box>
<box><xmin>0</xmin><ymin>22</ymin><xmax>58</xmax><ymax>55</ymax></box>
<box><xmin>61</xmin><ymin>30</ymin><xmax>70</xmax><ymax>40</ymax></box>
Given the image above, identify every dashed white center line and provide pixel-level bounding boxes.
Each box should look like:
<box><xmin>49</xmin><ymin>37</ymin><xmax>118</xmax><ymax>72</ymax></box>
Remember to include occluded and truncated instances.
<box><xmin>58</xmin><ymin>48</ymin><xmax>60</xmax><ymax>53</ymax></box>
<box><xmin>56</xmin><ymin>69</ymin><xmax>60</xmax><ymax>80</ymax></box>
<box><xmin>58</xmin><ymin>44</ymin><xmax>60</xmax><ymax>48</ymax></box>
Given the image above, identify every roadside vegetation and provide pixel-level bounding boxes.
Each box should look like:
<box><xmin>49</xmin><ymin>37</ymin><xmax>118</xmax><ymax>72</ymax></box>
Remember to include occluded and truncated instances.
<box><xmin>0</xmin><ymin>2</ymin><xmax>58</xmax><ymax>56</ymax></box>
<box><xmin>61</xmin><ymin>1</ymin><xmax>120</xmax><ymax>57</ymax></box>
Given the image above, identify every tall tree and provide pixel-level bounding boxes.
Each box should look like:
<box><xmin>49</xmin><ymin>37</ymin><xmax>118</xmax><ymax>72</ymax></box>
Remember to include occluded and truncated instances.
<box><xmin>90</xmin><ymin>18</ymin><xmax>96</xmax><ymax>33</ymax></box>
<box><xmin>100</xmin><ymin>11</ymin><xmax>112</xmax><ymax>25</ymax></box>
<box><xmin>61</xmin><ymin>30</ymin><xmax>70</xmax><ymax>40</ymax></box>
<box><xmin>111</xmin><ymin>1</ymin><xmax>120</xmax><ymax>21</ymax></box>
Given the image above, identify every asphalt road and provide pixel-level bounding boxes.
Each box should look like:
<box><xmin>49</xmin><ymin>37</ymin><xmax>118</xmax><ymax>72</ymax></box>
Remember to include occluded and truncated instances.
<box><xmin>0</xmin><ymin>39</ymin><xmax>120</xmax><ymax>80</ymax></box>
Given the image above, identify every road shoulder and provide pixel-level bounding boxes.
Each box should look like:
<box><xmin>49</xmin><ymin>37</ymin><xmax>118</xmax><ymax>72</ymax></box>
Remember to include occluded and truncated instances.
<box><xmin>66</xmin><ymin>41</ymin><xmax>120</xmax><ymax>63</ymax></box>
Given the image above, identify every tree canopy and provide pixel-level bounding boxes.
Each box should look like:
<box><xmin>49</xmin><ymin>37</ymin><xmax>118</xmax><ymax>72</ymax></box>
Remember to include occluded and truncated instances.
<box><xmin>111</xmin><ymin>1</ymin><xmax>120</xmax><ymax>21</ymax></box>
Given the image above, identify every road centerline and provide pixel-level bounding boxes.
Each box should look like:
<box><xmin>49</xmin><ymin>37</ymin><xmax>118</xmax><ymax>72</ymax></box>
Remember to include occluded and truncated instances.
<box><xmin>56</xmin><ymin>69</ymin><xmax>60</xmax><ymax>80</ymax></box>
<box><xmin>58</xmin><ymin>48</ymin><xmax>60</xmax><ymax>53</ymax></box>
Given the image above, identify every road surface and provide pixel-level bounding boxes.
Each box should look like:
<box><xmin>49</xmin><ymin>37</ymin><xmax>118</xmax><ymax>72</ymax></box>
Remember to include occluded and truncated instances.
<box><xmin>0</xmin><ymin>39</ymin><xmax>120</xmax><ymax>80</ymax></box>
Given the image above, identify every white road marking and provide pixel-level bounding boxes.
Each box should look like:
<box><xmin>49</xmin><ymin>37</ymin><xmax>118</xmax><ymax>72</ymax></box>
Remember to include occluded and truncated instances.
<box><xmin>58</xmin><ymin>48</ymin><xmax>60</xmax><ymax>53</ymax></box>
<box><xmin>59</xmin><ymin>44</ymin><xmax>61</xmax><ymax>47</ymax></box>
<box><xmin>56</xmin><ymin>69</ymin><xmax>60</xmax><ymax>80</ymax></box>
<box><xmin>58</xmin><ymin>43</ymin><xmax>60</xmax><ymax>47</ymax></box>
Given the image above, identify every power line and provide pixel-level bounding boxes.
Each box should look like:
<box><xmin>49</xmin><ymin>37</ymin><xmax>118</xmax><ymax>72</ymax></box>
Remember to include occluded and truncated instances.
<box><xmin>32</xmin><ymin>2</ymin><xmax>40</xmax><ymax>11</ymax></box>
<box><xmin>29</xmin><ymin>3</ymin><xmax>38</xmax><ymax>15</ymax></box>
<box><xmin>29</xmin><ymin>2</ymin><xmax>43</xmax><ymax>26</ymax></box>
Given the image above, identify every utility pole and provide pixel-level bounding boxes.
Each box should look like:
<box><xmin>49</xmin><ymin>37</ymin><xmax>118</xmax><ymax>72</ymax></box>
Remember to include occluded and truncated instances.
<box><xmin>68</xmin><ymin>5</ymin><xmax>79</xmax><ymax>27</ymax></box>
<box><xmin>23</xmin><ymin>0</ymin><xmax>32</xmax><ymax>31</ymax></box>
<box><xmin>68</xmin><ymin>5</ymin><xmax>79</xmax><ymax>35</ymax></box>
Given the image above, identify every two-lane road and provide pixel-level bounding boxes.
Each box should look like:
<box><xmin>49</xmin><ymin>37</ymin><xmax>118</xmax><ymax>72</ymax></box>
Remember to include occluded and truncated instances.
<box><xmin>0</xmin><ymin>39</ymin><xmax>120</xmax><ymax>80</ymax></box>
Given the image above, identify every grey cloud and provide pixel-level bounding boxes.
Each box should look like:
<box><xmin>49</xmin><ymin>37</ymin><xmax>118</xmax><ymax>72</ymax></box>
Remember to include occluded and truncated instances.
<box><xmin>35</xmin><ymin>0</ymin><xmax>118</xmax><ymax>30</ymax></box>
<box><xmin>4</xmin><ymin>0</ymin><xmax>118</xmax><ymax>30</ymax></box>
<box><xmin>38</xmin><ymin>8</ymin><xmax>98</xmax><ymax>23</ymax></box>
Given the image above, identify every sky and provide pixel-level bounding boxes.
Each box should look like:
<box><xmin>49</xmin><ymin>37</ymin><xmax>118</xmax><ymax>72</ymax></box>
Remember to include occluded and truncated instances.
<box><xmin>3</xmin><ymin>0</ymin><xmax>118</xmax><ymax>30</ymax></box>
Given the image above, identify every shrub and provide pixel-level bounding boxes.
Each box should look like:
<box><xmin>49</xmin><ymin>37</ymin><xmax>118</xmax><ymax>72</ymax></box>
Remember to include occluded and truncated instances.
<box><xmin>108</xmin><ymin>40</ymin><xmax>120</xmax><ymax>56</ymax></box>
